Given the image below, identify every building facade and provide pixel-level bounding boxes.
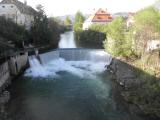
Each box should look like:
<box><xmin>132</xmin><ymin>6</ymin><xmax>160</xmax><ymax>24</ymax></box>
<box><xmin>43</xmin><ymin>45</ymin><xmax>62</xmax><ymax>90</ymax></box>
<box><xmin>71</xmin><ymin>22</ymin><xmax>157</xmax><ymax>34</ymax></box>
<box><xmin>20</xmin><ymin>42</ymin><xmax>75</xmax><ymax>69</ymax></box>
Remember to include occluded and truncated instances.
<box><xmin>0</xmin><ymin>0</ymin><xmax>36</xmax><ymax>30</ymax></box>
<box><xmin>126</xmin><ymin>12</ymin><xmax>135</xmax><ymax>28</ymax></box>
<box><xmin>83</xmin><ymin>8</ymin><xmax>113</xmax><ymax>30</ymax></box>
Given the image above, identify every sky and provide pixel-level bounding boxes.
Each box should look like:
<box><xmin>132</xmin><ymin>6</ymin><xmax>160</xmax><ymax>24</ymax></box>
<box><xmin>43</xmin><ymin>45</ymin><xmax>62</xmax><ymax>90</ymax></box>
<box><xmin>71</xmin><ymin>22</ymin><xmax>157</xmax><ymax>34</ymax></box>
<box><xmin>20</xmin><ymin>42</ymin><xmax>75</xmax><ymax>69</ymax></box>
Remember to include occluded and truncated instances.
<box><xmin>17</xmin><ymin>0</ymin><xmax>156</xmax><ymax>16</ymax></box>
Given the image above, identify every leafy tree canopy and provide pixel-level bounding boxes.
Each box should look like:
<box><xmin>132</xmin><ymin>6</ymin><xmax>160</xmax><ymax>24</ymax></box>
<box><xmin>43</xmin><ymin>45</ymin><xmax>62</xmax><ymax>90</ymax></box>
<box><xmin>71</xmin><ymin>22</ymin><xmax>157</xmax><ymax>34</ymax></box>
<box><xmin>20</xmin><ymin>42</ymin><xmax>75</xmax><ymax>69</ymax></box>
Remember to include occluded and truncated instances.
<box><xmin>134</xmin><ymin>7</ymin><xmax>160</xmax><ymax>33</ymax></box>
<box><xmin>73</xmin><ymin>11</ymin><xmax>85</xmax><ymax>31</ymax></box>
<box><xmin>64</xmin><ymin>16</ymin><xmax>72</xmax><ymax>26</ymax></box>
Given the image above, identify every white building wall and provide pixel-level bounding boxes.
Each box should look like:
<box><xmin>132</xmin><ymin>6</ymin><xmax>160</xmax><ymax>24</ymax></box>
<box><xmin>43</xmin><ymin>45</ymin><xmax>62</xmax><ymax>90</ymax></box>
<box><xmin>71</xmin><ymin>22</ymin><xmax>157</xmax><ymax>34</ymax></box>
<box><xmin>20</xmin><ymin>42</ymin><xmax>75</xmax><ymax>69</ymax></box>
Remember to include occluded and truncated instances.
<box><xmin>23</xmin><ymin>14</ymin><xmax>34</xmax><ymax>29</ymax></box>
<box><xmin>0</xmin><ymin>3</ymin><xmax>34</xmax><ymax>30</ymax></box>
<box><xmin>0</xmin><ymin>4</ymin><xmax>20</xmax><ymax>22</ymax></box>
<box><xmin>83</xmin><ymin>21</ymin><xmax>93</xmax><ymax>30</ymax></box>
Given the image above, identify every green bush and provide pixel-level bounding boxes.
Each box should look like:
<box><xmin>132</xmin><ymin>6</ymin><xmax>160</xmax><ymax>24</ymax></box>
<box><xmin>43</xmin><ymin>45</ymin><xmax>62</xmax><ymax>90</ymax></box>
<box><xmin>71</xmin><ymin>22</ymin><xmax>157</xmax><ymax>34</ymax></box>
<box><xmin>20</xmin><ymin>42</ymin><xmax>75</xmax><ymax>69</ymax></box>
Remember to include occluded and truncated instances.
<box><xmin>73</xmin><ymin>11</ymin><xmax>85</xmax><ymax>32</ymax></box>
<box><xmin>104</xmin><ymin>17</ymin><xmax>133</xmax><ymax>57</ymax></box>
<box><xmin>89</xmin><ymin>24</ymin><xmax>108</xmax><ymax>33</ymax></box>
<box><xmin>75</xmin><ymin>30</ymin><xmax>106</xmax><ymax>48</ymax></box>
<box><xmin>133</xmin><ymin>7</ymin><xmax>160</xmax><ymax>56</ymax></box>
<box><xmin>0</xmin><ymin>16</ymin><xmax>29</xmax><ymax>48</ymax></box>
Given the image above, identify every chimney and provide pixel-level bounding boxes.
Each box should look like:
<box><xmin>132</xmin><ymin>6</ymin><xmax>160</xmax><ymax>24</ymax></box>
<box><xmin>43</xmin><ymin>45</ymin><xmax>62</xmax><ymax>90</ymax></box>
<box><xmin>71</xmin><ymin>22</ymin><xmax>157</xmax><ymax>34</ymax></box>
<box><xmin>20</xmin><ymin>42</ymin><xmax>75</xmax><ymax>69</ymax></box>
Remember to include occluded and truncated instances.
<box><xmin>24</xmin><ymin>0</ymin><xmax>27</xmax><ymax>5</ymax></box>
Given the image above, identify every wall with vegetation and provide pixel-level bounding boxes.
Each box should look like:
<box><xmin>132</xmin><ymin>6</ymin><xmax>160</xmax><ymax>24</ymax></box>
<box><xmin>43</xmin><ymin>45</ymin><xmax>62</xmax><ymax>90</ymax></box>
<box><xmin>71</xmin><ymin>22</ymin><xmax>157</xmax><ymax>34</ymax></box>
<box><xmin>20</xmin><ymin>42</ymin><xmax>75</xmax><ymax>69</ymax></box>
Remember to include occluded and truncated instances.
<box><xmin>73</xmin><ymin>5</ymin><xmax>160</xmax><ymax>118</ymax></box>
<box><xmin>73</xmin><ymin>12</ymin><xmax>106</xmax><ymax>48</ymax></box>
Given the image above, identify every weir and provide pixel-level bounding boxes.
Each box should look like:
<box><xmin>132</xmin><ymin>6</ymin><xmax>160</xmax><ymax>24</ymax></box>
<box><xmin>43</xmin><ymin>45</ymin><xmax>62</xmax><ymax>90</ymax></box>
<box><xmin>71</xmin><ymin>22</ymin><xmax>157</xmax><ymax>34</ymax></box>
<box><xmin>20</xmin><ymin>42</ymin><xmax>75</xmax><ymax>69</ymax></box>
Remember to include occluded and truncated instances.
<box><xmin>26</xmin><ymin>49</ymin><xmax>112</xmax><ymax>77</ymax></box>
<box><xmin>4</xmin><ymin>31</ymin><xmax>145</xmax><ymax>120</ymax></box>
<box><xmin>38</xmin><ymin>48</ymin><xmax>112</xmax><ymax>64</ymax></box>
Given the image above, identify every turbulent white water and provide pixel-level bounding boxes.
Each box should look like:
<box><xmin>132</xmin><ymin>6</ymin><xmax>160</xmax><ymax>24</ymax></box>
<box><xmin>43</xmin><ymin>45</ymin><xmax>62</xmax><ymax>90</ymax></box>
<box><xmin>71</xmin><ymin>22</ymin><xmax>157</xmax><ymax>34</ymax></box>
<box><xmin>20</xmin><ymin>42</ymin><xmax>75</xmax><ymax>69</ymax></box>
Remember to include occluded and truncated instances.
<box><xmin>58</xmin><ymin>31</ymin><xmax>76</xmax><ymax>48</ymax></box>
<box><xmin>25</xmin><ymin>57</ymin><xmax>110</xmax><ymax>78</ymax></box>
<box><xmin>26</xmin><ymin>49</ymin><xmax>112</xmax><ymax>78</ymax></box>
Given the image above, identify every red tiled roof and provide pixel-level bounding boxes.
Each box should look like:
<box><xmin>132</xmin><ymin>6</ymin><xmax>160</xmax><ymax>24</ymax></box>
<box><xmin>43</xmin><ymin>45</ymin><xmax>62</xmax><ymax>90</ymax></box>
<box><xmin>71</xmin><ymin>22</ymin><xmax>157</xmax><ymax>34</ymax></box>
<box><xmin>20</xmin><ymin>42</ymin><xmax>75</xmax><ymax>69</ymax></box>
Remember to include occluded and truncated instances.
<box><xmin>92</xmin><ymin>8</ymin><xmax>113</xmax><ymax>22</ymax></box>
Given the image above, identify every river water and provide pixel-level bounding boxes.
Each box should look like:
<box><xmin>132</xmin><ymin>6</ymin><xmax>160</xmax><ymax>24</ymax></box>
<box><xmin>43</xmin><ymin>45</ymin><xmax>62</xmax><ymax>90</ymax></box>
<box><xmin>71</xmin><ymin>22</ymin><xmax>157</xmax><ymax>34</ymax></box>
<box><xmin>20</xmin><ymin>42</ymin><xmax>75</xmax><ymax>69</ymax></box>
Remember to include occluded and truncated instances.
<box><xmin>1</xmin><ymin>32</ymin><xmax>144</xmax><ymax>120</ymax></box>
<box><xmin>58</xmin><ymin>31</ymin><xmax>76</xmax><ymax>48</ymax></box>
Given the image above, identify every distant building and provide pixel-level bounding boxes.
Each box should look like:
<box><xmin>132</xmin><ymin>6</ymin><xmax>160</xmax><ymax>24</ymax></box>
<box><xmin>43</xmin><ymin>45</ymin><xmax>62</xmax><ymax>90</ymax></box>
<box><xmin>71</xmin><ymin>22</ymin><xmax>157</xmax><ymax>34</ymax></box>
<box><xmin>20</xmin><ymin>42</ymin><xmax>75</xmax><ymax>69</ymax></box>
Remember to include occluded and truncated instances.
<box><xmin>83</xmin><ymin>8</ymin><xmax>113</xmax><ymax>30</ymax></box>
<box><xmin>0</xmin><ymin>0</ymin><xmax>37</xmax><ymax>30</ymax></box>
<box><xmin>112</xmin><ymin>12</ymin><xmax>128</xmax><ymax>19</ymax></box>
<box><xmin>82</xmin><ymin>15</ymin><xmax>94</xmax><ymax>30</ymax></box>
<box><xmin>126</xmin><ymin>12</ymin><xmax>135</xmax><ymax>28</ymax></box>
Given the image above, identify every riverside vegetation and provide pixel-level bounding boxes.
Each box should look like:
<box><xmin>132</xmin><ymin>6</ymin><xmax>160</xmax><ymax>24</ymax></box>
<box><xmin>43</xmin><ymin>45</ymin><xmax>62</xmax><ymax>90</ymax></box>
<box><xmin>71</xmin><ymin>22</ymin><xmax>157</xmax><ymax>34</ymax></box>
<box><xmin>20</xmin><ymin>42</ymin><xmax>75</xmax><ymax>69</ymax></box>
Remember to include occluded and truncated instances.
<box><xmin>74</xmin><ymin>5</ymin><xmax>160</xmax><ymax>118</ymax></box>
<box><xmin>0</xmin><ymin>4</ymin><xmax>68</xmax><ymax>58</ymax></box>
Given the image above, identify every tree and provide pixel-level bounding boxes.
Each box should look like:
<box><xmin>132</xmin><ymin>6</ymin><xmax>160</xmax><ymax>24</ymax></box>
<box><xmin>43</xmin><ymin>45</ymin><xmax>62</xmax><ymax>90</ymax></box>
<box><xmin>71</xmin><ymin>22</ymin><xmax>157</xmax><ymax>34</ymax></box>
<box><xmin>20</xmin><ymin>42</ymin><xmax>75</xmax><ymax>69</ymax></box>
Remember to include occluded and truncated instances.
<box><xmin>48</xmin><ymin>17</ymin><xmax>61</xmax><ymax>48</ymax></box>
<box><xmin>36</xmin><ymin>4</ymin><xmax>45</xmax><ymax>16</ymax></box>
<box><xmin>133</xmin><ymin>7</ymin><xmax>160</xmax><ymax>56</ymax></box>
<box><xmin>0</xmin><ymin>16</ymin><xmax>29</xmax><ymax>48</ymax></box>
<box><xmin>104</xmin><ymin>17</ymin><xmax>133</xmax><ymax>57</ymax></box>
<box><xmin>73</xmin><ymin>11</ymin><xmax>85</xmax><ymax>31</ymax></box>
<box><xmin>64</xmin><ymin>16</ymin><xmax>72</xmax><ymax>26</ymax></box>
<box><xmin>31</xmin><ymin>4</ymin><xmax>51</xmax><ymax>46</ymax></box>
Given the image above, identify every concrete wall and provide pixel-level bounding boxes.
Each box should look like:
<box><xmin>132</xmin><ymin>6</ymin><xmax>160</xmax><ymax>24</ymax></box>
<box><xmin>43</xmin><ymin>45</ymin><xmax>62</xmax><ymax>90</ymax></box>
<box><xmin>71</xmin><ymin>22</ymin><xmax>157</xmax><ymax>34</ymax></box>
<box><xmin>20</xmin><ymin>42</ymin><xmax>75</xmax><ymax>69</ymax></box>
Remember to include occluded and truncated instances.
<box><xmin>0</xmin><ymin>61</ymin><xmax>10</xmax><ymax>91</ymax></box>
<box><xmin>9</xmin><ymin>52</ymin><xmax>28</xmax><ymax>75</ymax></box>
<box><xmin>0</xmin><ymin>52</ymin><xmax>28</xmax><ymax>92</ymax></box>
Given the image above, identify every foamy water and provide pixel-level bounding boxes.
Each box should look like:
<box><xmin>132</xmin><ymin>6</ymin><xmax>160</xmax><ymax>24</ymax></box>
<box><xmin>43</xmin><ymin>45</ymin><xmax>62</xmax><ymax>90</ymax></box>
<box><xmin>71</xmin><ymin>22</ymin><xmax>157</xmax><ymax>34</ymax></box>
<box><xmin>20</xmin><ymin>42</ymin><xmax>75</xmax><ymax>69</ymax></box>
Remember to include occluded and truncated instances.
<box><xmin>25</xmin><ymin>57</ymin><xmax>109</xmax><ymax>79</ymax></box>
<box><xmin>58</xmin><ymin>31</ymin><xmax>76</xmax><ymax>48</ymax></box>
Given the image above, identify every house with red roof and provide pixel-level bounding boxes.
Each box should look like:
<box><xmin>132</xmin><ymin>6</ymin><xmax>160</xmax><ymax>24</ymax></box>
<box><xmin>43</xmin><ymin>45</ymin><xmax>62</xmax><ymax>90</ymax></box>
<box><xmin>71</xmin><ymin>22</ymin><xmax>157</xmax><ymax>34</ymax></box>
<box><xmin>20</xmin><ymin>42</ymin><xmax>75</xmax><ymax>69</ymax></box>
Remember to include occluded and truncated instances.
<box><xmin>83</xmin><ymin>8</ymin><xmax>113</xmax><ymax>30</ymax></box>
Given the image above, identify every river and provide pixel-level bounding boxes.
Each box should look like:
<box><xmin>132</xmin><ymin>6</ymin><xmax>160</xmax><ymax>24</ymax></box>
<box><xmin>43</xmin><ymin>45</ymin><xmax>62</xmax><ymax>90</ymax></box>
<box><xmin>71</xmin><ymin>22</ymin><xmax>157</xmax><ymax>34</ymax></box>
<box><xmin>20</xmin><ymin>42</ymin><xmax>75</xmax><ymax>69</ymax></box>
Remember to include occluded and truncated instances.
<box><xmin>0</xmin><ymin>32</ymin><xmax>145</xmax><ymax>120</ymax></box>
<box><xmin>58</xmin><ymin>31</ymin><xmax>76</xmax><ymax>48</ymax></box>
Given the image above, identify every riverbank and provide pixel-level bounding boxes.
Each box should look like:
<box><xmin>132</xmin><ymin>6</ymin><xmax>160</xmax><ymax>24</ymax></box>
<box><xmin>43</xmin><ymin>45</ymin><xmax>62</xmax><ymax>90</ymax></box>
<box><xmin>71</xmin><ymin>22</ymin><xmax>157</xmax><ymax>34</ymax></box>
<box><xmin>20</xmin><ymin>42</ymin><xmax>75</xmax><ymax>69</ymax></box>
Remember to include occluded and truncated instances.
<box><xmin>107</xmin><ymin>56</ymin><xmax>160</xmax><ymax>119</ymax></box>
<box><xmin>0</xmin><ymin>45</ymin><xmax>54</xmax><ymax>98</ymax></box>
<box><xmin>0</xmin><ymin>30</ymin><xmax>74</xmax><ymax>97</ymax></box>
<box><xmin>1</xmin><ymin>49</ymin><xmax>147</xmax><ymax>120</ymax></box>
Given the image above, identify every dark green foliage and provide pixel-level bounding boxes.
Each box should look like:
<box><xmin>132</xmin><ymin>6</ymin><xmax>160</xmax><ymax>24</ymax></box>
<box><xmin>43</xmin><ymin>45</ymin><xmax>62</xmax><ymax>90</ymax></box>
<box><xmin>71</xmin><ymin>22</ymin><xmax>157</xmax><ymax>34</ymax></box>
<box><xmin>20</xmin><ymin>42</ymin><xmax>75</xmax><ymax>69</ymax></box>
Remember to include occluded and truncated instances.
<box><xmin>30</xmin><ymin>5</ymin><xmax>61</xmax><ymax>48</ymax></box>
<box><xmin>0</xmin><ymin>16</ymin><xmax>29</xmax><ymax>48</ymax></box>
<box><xmin>30</xmin><ymin>5</ymin><xmax>50</xmax><ymax>46</ymax></box>
<box><xmin>48</xmin><ymin>18</ymin><xmax>62</xmax><ymax>48</ymax></box>
<box><xmin>31</xmin><ymin>15</ymin><xmax>50</xmax><ymax>46</ymax></box>
<box><xmin>75</xmin><ymin>30</ymin><xmax>106</xmax><ymax>48</ymax></box>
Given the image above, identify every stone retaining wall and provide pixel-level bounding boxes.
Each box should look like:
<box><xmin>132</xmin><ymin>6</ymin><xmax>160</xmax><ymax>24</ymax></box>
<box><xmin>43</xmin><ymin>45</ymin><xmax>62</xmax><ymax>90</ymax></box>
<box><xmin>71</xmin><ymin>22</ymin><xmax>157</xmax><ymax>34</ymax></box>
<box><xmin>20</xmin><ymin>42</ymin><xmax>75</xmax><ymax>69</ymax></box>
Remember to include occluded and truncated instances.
<box><xmin>0</xmin><ymin>62</ymin><xmax>10</xmax><ymax>92</ymax></box>
<box><xmin>0</xmin><ymin>52</ymin><xmax>28</xmax><ymax>92</ymax></box>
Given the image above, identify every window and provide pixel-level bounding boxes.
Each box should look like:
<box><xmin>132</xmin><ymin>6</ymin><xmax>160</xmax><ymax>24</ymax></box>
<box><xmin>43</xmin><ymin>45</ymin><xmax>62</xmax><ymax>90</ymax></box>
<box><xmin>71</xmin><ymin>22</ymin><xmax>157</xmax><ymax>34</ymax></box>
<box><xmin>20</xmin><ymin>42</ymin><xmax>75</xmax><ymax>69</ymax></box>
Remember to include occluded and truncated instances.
<box><xmin>20</xmin><ymin>20</ymin><xmax>23</xmax><ymax>25</ymax></box>
<box><xmin>97</xmin><ymin>16</ymin><xmax>101</xmax><ymax>19</ymax></box>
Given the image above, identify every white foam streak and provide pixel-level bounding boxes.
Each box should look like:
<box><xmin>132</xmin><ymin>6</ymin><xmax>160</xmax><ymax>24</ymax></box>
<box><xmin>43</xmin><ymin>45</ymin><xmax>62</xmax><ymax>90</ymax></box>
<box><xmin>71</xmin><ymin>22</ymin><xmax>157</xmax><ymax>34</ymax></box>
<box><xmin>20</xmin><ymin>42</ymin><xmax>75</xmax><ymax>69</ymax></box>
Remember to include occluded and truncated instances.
<box><xmin>25</xmin><ymin>57</ymin><xmax>109</xmax><ymax>79</ymax></box>
<box><xmin>58</xmin><ymin>31</ymin><xmax>76</xmax><ymax>48</ymax></box>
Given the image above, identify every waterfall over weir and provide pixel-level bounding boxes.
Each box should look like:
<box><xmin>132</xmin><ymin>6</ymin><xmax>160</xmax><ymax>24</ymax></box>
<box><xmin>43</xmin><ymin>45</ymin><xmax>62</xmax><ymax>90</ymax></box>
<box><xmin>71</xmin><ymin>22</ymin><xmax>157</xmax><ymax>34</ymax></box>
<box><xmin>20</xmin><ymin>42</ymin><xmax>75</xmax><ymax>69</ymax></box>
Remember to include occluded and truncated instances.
<box><xmin>58</xmin><ymin>31</ymin><xmax>76</xmax><ymax>48</ymax></box>
<box><xmin>6</xmin><ymin>31</ymin><xmax>145</xmax><ymax>120</ymax></box>
<box><xmin>40</xmin><ymin>49</ymin><xmax>112</xmax><ymax>63</ymax></box>
<box><xmin>26</xmin><ymin>49</ymin><xmax>112</xmax><ymax>78</ymax></box>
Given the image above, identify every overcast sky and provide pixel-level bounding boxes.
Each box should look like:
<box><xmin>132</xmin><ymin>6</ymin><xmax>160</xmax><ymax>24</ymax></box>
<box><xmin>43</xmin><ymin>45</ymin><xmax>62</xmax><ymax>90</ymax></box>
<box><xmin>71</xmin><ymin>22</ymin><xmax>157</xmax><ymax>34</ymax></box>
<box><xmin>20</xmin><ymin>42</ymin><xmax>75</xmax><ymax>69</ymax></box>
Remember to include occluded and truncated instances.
<box><xmin>16</xmin><ymin>0</ymin><xmax>156</xmax><ymax>16</ymax></box>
